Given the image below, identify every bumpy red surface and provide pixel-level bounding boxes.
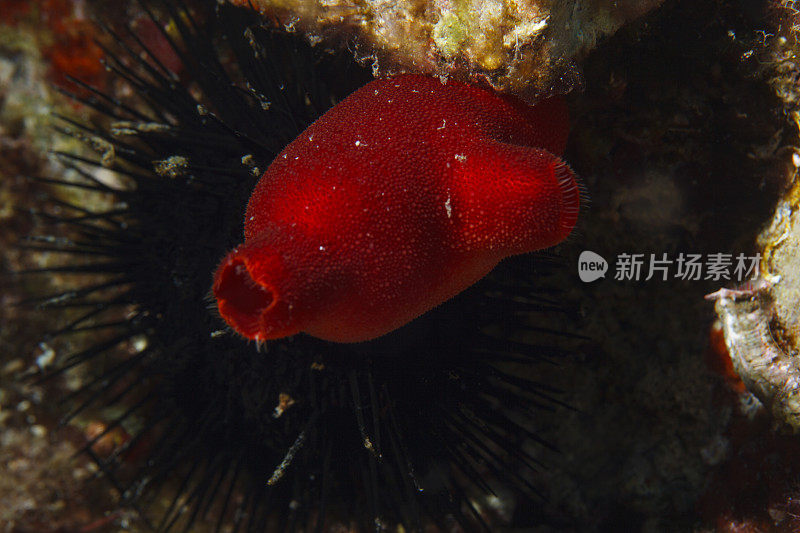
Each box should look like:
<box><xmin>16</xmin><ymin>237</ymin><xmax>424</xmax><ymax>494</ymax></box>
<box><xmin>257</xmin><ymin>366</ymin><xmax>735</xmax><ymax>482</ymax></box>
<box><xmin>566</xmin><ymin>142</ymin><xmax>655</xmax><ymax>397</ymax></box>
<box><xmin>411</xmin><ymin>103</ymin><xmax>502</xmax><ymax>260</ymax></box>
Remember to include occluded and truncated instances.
<box><xmin>213</xmin><ymin>74</ymin><xmax>579</xmax><ymax>342</ymax></box>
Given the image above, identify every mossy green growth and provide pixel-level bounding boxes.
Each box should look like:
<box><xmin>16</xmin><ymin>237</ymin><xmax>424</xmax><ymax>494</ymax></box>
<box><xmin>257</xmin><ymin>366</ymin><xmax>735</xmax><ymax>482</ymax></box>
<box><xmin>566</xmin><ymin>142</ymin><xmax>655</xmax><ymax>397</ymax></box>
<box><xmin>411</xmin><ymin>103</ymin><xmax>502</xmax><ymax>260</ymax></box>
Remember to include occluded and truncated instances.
<box><xmin>432</xmin><ymin>12</ymin><xmax>468</xmax><ymax>59</ymax></box>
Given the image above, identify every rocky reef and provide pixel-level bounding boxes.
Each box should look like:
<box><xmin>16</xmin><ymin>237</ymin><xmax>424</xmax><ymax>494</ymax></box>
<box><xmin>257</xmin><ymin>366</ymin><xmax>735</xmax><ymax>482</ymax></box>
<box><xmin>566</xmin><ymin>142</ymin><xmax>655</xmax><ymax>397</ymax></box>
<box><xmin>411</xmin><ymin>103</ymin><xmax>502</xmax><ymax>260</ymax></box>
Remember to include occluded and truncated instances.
<box><xmin>230</xmin><ymin>0</ymin><xmax>664</xmax><ymax>98</ymax></box>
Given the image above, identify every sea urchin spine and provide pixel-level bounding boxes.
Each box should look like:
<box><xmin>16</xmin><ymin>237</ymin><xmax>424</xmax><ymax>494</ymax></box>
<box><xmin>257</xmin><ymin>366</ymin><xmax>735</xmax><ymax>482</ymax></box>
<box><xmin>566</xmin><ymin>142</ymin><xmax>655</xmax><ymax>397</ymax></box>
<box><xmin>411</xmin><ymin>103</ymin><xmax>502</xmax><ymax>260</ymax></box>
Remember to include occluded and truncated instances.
<box><xmin>18</xmin><ymin>1</ymin><xmax>579</xmax><ymax>530</ymax></box>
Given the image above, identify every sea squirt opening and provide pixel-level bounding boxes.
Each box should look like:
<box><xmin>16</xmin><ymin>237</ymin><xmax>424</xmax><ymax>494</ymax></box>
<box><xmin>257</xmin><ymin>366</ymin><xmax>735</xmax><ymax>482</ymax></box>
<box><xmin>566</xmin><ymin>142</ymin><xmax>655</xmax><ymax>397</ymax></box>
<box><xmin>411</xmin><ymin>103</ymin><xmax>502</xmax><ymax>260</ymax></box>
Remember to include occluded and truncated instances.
<box><xmin>214</xmin><ymin>248</ymin><xmax>295</xmax><ymax>340</ymax></box>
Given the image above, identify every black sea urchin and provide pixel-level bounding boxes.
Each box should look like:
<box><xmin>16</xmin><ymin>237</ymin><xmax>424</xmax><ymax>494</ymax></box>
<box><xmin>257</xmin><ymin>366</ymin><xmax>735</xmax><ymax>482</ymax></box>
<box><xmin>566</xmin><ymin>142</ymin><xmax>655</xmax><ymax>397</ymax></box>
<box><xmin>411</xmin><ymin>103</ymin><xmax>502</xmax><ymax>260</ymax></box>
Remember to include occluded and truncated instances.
<box><xmin>19</xmin><ymin>1</ymin><xmax>578</xmax><ymax>530</ymax></box>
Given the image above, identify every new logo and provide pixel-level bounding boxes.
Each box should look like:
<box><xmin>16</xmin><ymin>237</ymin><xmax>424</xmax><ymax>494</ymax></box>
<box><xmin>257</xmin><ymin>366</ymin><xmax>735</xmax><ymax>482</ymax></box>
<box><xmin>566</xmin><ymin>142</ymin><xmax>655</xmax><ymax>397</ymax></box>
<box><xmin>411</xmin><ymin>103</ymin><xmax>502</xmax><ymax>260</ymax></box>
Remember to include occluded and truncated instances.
<box><xmin>578</xmin><ymin>251</ymin><xmax>608</xmax><ymax>282</ymax></box>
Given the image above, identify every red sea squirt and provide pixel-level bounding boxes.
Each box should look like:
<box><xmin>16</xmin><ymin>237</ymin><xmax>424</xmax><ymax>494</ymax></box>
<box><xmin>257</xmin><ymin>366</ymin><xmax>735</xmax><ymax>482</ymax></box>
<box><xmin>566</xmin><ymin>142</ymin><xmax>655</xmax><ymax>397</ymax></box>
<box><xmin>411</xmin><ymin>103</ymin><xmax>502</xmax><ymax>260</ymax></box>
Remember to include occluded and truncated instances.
<box><xmin>213</xmin><ymin>74</ymin><xmax>579</xmax><ymax>343</ymax></box>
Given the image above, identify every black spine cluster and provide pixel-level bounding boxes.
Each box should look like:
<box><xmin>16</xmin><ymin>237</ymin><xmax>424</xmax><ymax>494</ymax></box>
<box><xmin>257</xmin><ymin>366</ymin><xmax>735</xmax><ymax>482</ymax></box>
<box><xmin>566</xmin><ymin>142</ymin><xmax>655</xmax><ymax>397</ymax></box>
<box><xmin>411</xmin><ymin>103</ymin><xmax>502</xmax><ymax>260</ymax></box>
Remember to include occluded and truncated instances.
<box><xmin>19</xmin><ymin>1</ymin><xmax>578</xmax><ymax>531</ymax></box>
